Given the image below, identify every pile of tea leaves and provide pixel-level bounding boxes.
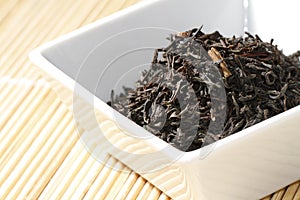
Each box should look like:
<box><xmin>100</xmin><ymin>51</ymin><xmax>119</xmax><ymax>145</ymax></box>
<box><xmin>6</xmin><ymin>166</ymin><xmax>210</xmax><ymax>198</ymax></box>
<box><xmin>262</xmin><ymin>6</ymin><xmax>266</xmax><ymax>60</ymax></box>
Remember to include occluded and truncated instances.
<box><xmin>108</xmin><ymin>27</ymin><xmax>300</xmax><ymax>151</ymax></box>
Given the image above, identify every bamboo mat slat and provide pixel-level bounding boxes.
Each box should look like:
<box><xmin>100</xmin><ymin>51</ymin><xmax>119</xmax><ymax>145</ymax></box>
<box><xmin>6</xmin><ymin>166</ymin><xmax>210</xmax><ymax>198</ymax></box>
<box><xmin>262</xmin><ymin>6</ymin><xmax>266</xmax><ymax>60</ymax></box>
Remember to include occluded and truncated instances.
<box><xmin>0</xmin><ymin>0</ymin><xmax>299</xmax><ymax>199</ymax></box>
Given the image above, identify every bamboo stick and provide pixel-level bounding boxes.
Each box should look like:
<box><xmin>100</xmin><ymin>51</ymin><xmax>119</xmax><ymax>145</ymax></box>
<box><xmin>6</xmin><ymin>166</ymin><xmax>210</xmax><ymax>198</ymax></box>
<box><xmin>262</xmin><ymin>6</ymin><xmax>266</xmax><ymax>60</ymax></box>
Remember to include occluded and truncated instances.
<box><xmin>103</xmin><ymin>165</ymin><xmax>132</xmax><ymax>200</ymax></box>
<box><xmin>83</xmin><ymin>156</ymin><xmax>118</xmax><ymax>199</ymax></box>
<box><xmin>95</xmin><ymin>0</ymin><xmax>138</xmax><ymax>19</ymax></box>
<box><xmin>93</xmin><ymin>160</ymin><xmax>127</xmax><ymax>199</ymax></box>
<box><xmin>0</xmin><ymin>84</ymin><xmax>33</xmax><ymax>131</ymax></box>
<box><xmin>0</xmin><ymin>0</ymin><xmax>44</xmax><ymax>55</ymax></box>
<box><xmin>25</xmin><ymin>118</ymin><xmax>80</xmax><ymax>199</ymax></box>
<box><xmin>60</xmin><ymin>152</ymin><xmax>97</xmax><ymax>199</ymax></box>
<box><xmin>80</xmin><ymin>0</ymin><xmax>110</xmax><ymax>26</ymax></box>
<box><xmin>121</xmin><ymin>0</ymin><xmax>140</xmax><ymax>9</ymax></box>
<box><xmin>0</xmin><ymin>0</ymin><xmax>73</xmax><ymax>72</ymax></box>
<box><xmin>113</xmin><ymin>171</ymin><xmax>139</xmax><ymax>200</ymax></box>
<box><xmin>158</xmin><ymin>193</ymin><xmax>171</xmax><ymax>200</ymax></box>
<box><xmin>125</xmin><ymin>176</ymin><xmax>146</xmax><ymax>200</ymax></box>
<box><xmin>0</xmin><ymin>0</ymin><xmax>21</xmax><ymax>24</ymax></box>
<box><xmin>0</xmin><ymin>91</ymin><xmax>58</xmax><ymax>198</ymax></box>
<box><xmin>0</xmin><ymin>86</ymin><xmax>50</xmax><ymax>163</ymax></box>
<box><xmin>271</xmin><ymin>188</ymin><xmax>287</xmax><ymax>200</ymax></box>
<box><xmin>0</xmin><ymin>68</ymin><xmax>38</xmax><ymax>100</ymax></box>
<box><xmin>261</xmin><ymin>196</ymin><xmax>272</xmax><ymax>200</ymax></box>
<box><xmin>14</xmin><ymin>108</ymin><xmax>69</xmax><ymax>198</ymax></box>
<box><xmin>69</xmin><ymin>155</ymin><xmax>110</xmax><ymax>199</ymax></box>
<box><xmin>136</xmin><ymin>181</ymin><xmax>153</xmax><ymax>200</ymax></box>
<box><xmin>148</xmin><ymin>187</ymin><xmax>162</xmax><ymax>200</ymax></box>
<box><xmin>293</xmin><ymin>184</ymin><xmax>300</xmax><ymax>200</ymax></box>
<box><xmin>0</xmin><ymin>74</ymin><xmax>41</xmax><ymax>129</ymax></box>
<box><xmin>6</xmin><ymin>100</ymin><xmax>65</xmax><ymax>199</ymax></box>
<box><xmin>0</xmin><ymin>0</ymin><xmax>61</xmax><ymax>62</ymax></box>
<box><xmin>282</xmin><ymin>181</ymin><xmax>300</xmax><ymax>200</ymax></box>
<box><xmin>38</xmin><ymin>137</ymin><xmax>88</xmax><ymax>199</ymax></box>
<box><xmin>0</xmin><ymin>63</ymin><xmax>36</xmax><ymax>92</ymax></box>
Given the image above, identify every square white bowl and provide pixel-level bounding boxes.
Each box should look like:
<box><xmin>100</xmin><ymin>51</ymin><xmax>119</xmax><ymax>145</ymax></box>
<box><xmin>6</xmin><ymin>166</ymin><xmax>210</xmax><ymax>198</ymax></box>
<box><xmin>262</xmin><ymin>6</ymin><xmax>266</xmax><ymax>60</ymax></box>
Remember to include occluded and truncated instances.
<box><xmin>30</xmin><ymin>0</ymin><xmax>300</xmax><ymax>199</ymax></box>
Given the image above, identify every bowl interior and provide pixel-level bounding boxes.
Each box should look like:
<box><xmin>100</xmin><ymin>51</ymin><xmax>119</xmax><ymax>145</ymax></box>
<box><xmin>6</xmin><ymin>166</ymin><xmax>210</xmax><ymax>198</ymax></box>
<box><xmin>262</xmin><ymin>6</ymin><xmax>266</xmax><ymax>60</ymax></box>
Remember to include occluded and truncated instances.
<box><xmin>41</xmin><ymin>0</ymin><xmax>244</xmax><ymax>102</ymax></box>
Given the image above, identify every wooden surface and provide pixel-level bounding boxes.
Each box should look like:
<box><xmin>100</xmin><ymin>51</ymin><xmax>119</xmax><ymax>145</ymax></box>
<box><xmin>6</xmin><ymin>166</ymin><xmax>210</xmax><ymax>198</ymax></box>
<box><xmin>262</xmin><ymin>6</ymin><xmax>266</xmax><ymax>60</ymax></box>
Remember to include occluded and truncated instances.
<box><xmin>0</xmin><ymin>0</ymin><xmax>299</xmax><ymax>199</ymax></box>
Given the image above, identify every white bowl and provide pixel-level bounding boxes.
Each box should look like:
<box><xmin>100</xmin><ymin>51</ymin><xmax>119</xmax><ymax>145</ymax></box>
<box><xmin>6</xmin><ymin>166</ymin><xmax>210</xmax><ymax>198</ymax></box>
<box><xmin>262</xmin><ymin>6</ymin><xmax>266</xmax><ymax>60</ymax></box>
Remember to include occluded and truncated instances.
<box><xmin>30</xmin><ymin>0</ymin><xmax>300</xmax><ymax>199</ymax></box>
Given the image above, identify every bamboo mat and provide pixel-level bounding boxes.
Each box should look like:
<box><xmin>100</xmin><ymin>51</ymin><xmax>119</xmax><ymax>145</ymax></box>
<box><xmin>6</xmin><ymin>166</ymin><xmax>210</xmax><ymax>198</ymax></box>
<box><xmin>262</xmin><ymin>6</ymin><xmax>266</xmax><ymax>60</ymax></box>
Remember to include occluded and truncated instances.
<box><xmin>0</xmin><ymin>0</ymin><xmax>299</xmax><ymax>199</ymax></box>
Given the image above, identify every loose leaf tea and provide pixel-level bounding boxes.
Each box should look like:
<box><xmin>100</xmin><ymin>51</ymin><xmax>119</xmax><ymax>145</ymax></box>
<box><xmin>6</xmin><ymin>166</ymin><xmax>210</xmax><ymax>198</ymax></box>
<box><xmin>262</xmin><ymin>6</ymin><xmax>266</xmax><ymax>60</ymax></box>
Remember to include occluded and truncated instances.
<box><xmin>108</xmin><ymin>27</ymin><xmax>300</xmax><ymax>152</ymax></box>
